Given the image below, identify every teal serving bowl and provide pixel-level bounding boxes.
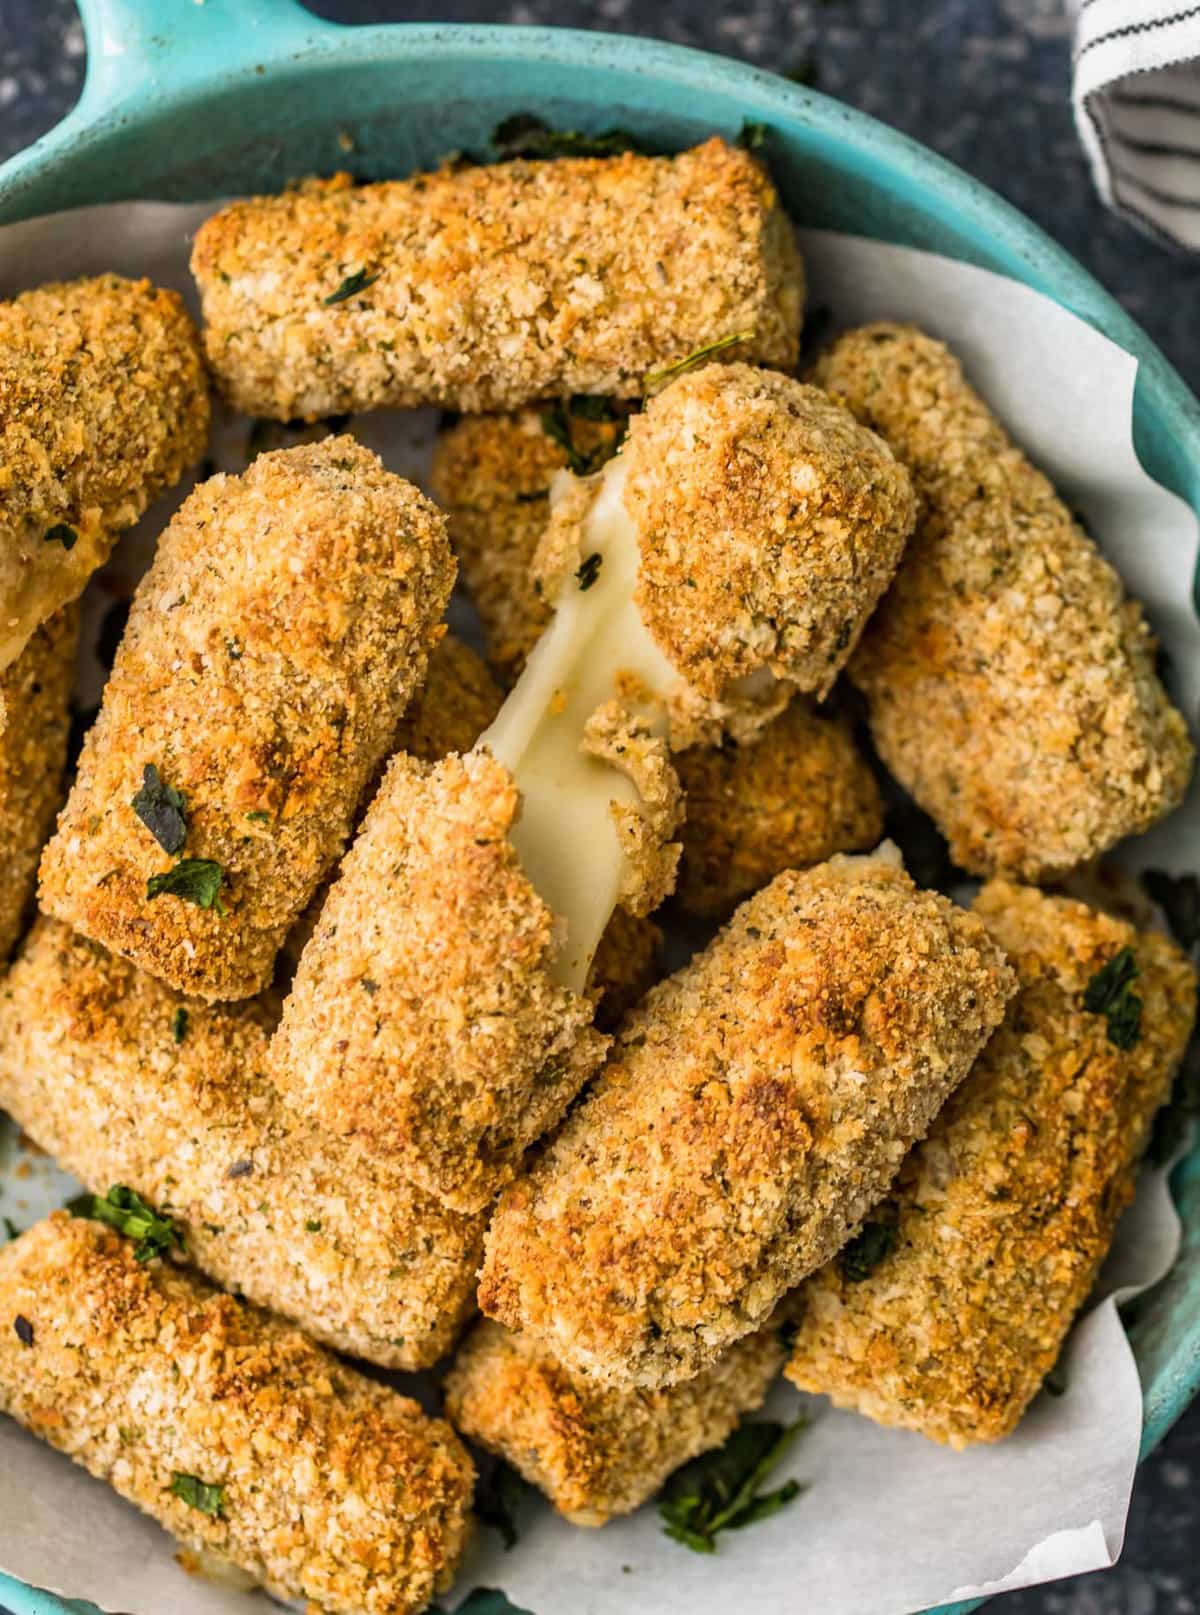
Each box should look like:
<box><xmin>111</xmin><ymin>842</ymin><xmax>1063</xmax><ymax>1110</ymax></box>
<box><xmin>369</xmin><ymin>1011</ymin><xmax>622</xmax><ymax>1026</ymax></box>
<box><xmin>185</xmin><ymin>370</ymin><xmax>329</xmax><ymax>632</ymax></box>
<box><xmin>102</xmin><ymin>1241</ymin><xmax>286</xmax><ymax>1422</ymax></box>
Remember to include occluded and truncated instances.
<box><xmin>1</xmin><ymin>3</ymin><xmax>1198</xmax><ymax>1612</ymax></box>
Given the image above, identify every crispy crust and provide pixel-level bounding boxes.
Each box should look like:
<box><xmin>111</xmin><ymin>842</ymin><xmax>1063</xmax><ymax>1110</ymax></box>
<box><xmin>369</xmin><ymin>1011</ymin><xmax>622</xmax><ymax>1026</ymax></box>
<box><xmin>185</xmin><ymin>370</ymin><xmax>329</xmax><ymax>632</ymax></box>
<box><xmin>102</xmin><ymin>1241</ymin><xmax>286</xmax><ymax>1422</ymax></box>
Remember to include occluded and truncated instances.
<box><xmin>812</xmin><ymin>323</ymin><xmax>1194</xmax><ymax>880</ymax></box>
<box><xmin>191</xmin><ymin>141</ymin><xmax>804</xmax><ymax>417</ymax></box>
<box><xmin>0</xmin><ymin>607</ymin><xmax>77</xmax><ymax>960</ymax></box>
<box><xmin>479</xmin><ymin>852</ymin><xmax>1016</xmax><ymax>1388</ymax></box>
<box><xmin>623</xmin><ymin>363</ymin><xmax>916</xmax><ymax>702</ymax></box>
<box><xmin>674</xmin><ymin>696</ymin><xmax>884</xmax><ymax>917</ymax></box>
<box><xmin>0</xmin><ymin>918</ymin><xmax>484</xmax><ymax>1369</ymax></box>
<box><xmin>0</xmin><ymin>1213</ymin><xmax>474</xmax><ymax>1615</ymax></box>
<box><xmin>269</xmin><ymin>749</ymin><xmax>609</xmax><ymax>1212</ymax></box>
<box><xmin>38</xmin><ymin>438</ymin><xmax>454</xmax><ymax>1001</ymax></box>
<box><xmin>785</xmin><ymin>882</ymin><xmax>1198</xmax><ymax>1447</ymax></box>
<box><xmin>0</xmin><ymin>274</ymin><xmax>209</xmax><ymax>672</ymax></box>
<box><xmin>445</xmin><ymin>1318</ymin><xmax>784</xmax><ymax>1525</ymax></box>
<box><xmin>581</xmin><ymin>700</ymin><xmax>683</xmax><ymax>917</ymax></box>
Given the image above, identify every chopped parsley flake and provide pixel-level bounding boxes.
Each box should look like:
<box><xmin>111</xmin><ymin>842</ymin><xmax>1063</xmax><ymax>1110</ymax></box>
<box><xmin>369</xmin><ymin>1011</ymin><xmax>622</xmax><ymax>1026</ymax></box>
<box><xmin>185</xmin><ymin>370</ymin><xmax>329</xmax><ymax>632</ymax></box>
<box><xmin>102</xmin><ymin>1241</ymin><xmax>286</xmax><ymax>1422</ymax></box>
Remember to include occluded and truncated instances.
<box><xmin>43</xmin><ymin>522</ymin><xmax>78</xmax><ymax>550</ymax></box>
<box><xmin>659</xmin><ymin>1417</ymin><xmax>805</xmax><ymax>1553</ymax></box>
<box><xmin>1083</xmin><ymin>947</ymin><xmax>1143</xmax><ymax>1050</ymax></box>
<box><xmin>539</xmin><ymin>401</ymin><xmax>625</xmax><ymax>477</ymax></box>
<box><xmin>576</xmin><ymin>552</ymin><xmax>603</xmax><ymax>591</ymax></box>
<box><xmin>172</xmin><ymin>1006</ymin><xmax>189</xmax><ymax>1045</ymax></box>
<box><xmin>72</xmin><ymin>1185</ymin><xmax>182</xmax><ymax>1263</ymax></box>
<box><xmin>131</xmin><ymin>764</ymin><xmax>188</xmax><ymax>856</ymax></box>
<box><xmin>169</xmin><ymin>1473</ymin><xmax>226</xmax><ymax>1517</ymax></box>
<box><xmin>324</xmin><ymin>268</ymin><xmax>379</xmax><ymax>305</ymax></box>
<box><xmin>146</xmin><ymin>858</ymin><xmax>225</xmax><ymax>913</ymax></box>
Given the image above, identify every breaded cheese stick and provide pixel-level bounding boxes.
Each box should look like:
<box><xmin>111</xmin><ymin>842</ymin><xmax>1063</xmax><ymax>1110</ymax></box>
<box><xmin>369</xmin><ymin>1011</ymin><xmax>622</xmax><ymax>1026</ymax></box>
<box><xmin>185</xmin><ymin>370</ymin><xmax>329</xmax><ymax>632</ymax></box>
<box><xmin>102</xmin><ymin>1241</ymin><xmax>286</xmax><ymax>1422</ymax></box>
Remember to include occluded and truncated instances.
<box><xmin>479</xmin><ymin>850</ymin><xmax>1016</xmax><ymax>1388</ymax></box>
<box><xmin>813</xmin><ymin>323</ymin><xmax>1194</xmax><ymax>881</ymax></box>
<box><xmin>0</xmin><ymin>274</ymin><xmax>208</xmax><ymax>672</ymax></box>
<box><xmin>784</xmin><ymin>881</ymin><xmax>1197</xmax><ymax>1447</ymax></box>
<box><xmin>445</xmin><ymin>1318</ymin><xmax>785</xmax><ymax>1526</ymax></box>
<box><xmin>0</xmin><ymin>918</ymin><xmax>484</xmax><ymax>1369</ymax></box>
<box><xmin>0</xmin><ymin>1213</ymin><xmax>474</xmax><ymax>1615</ymax></box>
<box><xmin>0</xmin><ymin>607</ymin><xmax>77</xmax><ymax>960</ymax></box>
<box><xmin>39</xmin><ymin>437</ymin><xmax>454</xmax><ymax>1001</ymax></box>
<box><xmin>191</xmin><ymin>139</ymin><xmax>803</xmax><ymax>418</ymax></box>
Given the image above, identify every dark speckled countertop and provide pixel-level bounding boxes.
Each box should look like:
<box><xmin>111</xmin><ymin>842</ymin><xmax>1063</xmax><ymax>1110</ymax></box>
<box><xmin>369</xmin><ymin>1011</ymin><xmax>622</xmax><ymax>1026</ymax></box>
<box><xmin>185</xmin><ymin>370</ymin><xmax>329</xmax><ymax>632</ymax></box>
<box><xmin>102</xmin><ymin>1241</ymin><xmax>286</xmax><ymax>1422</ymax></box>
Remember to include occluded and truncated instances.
<box><xmin>0</xmin><ymin>2</ymin><xmax>1198</xmax><ymax>1611</ymax></box>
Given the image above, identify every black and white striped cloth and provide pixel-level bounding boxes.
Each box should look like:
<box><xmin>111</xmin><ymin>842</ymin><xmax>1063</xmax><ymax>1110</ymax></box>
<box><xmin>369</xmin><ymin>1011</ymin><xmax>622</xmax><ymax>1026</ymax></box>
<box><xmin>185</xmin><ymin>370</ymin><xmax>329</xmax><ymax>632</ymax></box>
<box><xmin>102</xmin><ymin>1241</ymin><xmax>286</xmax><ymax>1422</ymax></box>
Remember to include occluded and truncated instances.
<box><xmin>1071</xmin><ymin>0</ymin><xmax>1200</xmax><ymax>248</ymax></box>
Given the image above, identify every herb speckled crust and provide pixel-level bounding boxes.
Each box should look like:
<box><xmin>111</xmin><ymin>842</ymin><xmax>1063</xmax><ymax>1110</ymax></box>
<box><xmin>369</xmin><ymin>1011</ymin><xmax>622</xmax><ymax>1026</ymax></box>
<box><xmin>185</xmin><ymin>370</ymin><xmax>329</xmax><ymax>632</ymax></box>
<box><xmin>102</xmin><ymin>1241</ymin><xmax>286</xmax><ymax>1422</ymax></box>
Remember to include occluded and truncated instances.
<box><xmin>623</xmin><ymin>363</ymin><xmax>916</xmax><ymax>703</ymax></box>
<box><xmin>581</xmin><ymin>700</ymin><xmax>683</xmax><ymax>917</ymax></box>
<box><xmin>785</xmin><ymin>881</ymin><xmax>1197</xmax><ymax>1447</ymax></box>
<box><xmin>38</xmin><ymin>438</ymin><xmax>454</xmax><ymax>1001</ymax></box>
<box><xmin>0</xmin><ymin>919</ymin><xmax>484</xmax><ymax>1370</ymax></box>
<box><xmin>269</xmin><ymin>749</ymin><xmax>609</xmax><ymax>1213</ymax></box>
<box><xmin>190</xmin><ymin>141</ymin><xmax>803</xmax><ymax>418</ymax></box>
<box><xmin>0</xmin><ymin>275</ymin><xmax>209</xmax><ymax>673</ymax></box>
<box><xmin>479</xmin><ymin>852</ymin><xmax>1016</xmax><ymax>1389</ymax></box>
<box><xmin>445</xmin><ymin>1318</ymin><xmax>784</xmax><ymax>1525</ymax></box>
<box><xmin>0</xmin><ymin>1214</ymin><xmax>474</xmax><ymax>1615</ymax></box>
<box><xmin>0</xmin><ymin>607</ymin><xmax>77</xmax><ymax>960</ymax></box>
<box><xmin>813</xmin><ymin>323</ymin><xmax>1194</xmax><ymax>881</ymax></box>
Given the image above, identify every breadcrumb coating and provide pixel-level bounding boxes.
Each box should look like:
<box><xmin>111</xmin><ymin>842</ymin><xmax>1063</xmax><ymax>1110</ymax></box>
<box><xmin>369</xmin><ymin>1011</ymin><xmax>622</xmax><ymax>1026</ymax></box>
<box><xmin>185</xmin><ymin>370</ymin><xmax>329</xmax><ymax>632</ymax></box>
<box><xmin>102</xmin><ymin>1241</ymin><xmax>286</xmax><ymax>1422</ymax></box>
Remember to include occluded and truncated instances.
<box><xmin>0</xmin><ymin>274</ymin><xmax>209</xmax><ymax>672</ymax></box>
<box><xmin>191</xmin><ymin>140</ymin><xmax>803</xmax><ymax>418</ymax></box>
<box><xmin>0</xmin><ymin>1213</ymin><xmax>474</xmax><ymax>1615</ymax></box>
<box><xmin>0</xmin><ymin>918</ymin><xmax>484</xmax><ymax>1370</ymax></box>
<box><xmin>445</xmin><ymin>1318</ymin><xmax>784</xmax><ymax>1525</ymax></box>
<box><xmin>674</xmin><ymin>697</ymin><xmax>884</xmax><ymax>917</ymax></box>
<box><xmin>479</xmin><ymin>851</ymin><xmax>1015</xmax><ymax>1388</ymax></box>
<box><xmin>785</xmin><ymin>882</ymin><xmax>1197</xmax><ymax>1447</ymax></box>
<box><xmin>581</xmin><ymin>700</ymin><xmax>683</xmax><ymax>917</ymax></box>
<box><xmin>0</xmin><ymin>607</ymin><xmax>77</xmax><ymax>960</ymax></box>
<box><xmin>39</xmin><ymin>438</ymin><xmax>454</xmax><ymax>1001</ymax></box>
<box><xmin>623</xmin><ymin>363</ymin><xmax>916</xmax><ymax>703</ymax></box>
<box><xmin>269</xmin><ymin>749</ymin><xmax>609</xmax><ymax>1213</ymax></box>
<box><xmin>813</xmin><ymin>323</ymin><xmax>1194</xmax><ymax>881</ymax></box>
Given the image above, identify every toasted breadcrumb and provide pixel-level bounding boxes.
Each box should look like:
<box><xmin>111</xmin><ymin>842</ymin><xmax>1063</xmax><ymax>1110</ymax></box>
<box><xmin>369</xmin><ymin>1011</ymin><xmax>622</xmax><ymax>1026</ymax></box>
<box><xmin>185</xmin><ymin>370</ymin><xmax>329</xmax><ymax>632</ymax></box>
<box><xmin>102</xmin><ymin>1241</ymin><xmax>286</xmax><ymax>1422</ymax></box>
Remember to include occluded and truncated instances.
<box><xmin>393</xmin><ymin>632</ymin><xmax>504</xmax><ymax>761</ymax></box>
<box><xmin>0</xmin><ymin>918</ymin><xmax>484</xmax><ymax>1369</ymax></box>
<box><xmin>269</xmin><ymin>749</ymin><xmax>609</xmax><ymax>1213</ymax></box>
<box><xmin>0</xmin><ymin>607</ymin><xmax>77</xmax><ymax>960</ymax></box>
<box><xmin>39</xmin><ymin>438</ymin><xmax>454</xmax><ymax>1001</ymax></box>
<box><xmin>581</xmin><ymin>700</ymin><xmax>683</xmax><ymax>917</ymax></box>
<box><xmin>812</xmin><ymin>323</ymin><xmax>1194</xmax><ymax>880</ymax></box>
<box><xmin>445</xmin><ymin>1318</ymin><xmax>784</xmax><ymax>1525</ymax></box>
<box><xmin>0</xmin><ymin>275</ymin><xmax>209</xmax><ymax>672</ymax></box>
<box><xmin>191</xmin><ymin>140</ymin><xmax>803</xmax><ymax>417</ymax></box>
<box><xmin>0</xmin><ymin>1213</ymin><xmax>474</xmax><ymax>1615</ymax></box>
<box><xmin>479</xmin><ymin>851</ymin><xmax>1016</xmax><ymax>1388</ymax></box>
<box><xmin>785</xmin><ymin>881</ymin><xmax>1197</xmax><ymax>1447</ymax></box>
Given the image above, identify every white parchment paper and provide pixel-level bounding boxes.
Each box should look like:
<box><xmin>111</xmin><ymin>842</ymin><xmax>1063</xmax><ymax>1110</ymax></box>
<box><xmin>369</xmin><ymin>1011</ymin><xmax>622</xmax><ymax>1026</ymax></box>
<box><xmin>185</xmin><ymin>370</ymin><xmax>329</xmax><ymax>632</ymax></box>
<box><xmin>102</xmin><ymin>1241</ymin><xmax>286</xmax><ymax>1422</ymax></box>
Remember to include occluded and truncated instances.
<box><xmin>0</xmin><ymin>208</ymin><xmax>1197</xmax><ymax>1615</ymax></box>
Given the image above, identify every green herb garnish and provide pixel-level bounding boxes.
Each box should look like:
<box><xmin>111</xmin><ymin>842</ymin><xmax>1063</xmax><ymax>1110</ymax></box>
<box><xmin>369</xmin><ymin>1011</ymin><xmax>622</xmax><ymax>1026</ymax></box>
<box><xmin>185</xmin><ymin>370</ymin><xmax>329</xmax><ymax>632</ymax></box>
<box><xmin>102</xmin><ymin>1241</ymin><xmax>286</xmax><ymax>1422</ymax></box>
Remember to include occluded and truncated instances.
<box><xmin>324</xmin><ymin>268</ymin><xmax>379</xmax><ymax>306</ymax></box>
<box><xmin>576</xmin><ymin>552</ymin><xmax>603</xmax><ymax>592</ymax></box>
<box><xmin>169</xmin><ymin>1473</ymin><xmax>226</xmax><ymax>1517</ymax></box>
<box><xmin>433</xmin><ymin>1591</ymin><xmax>536</xmax><ymax>1615</ymax></box>
<box><xmin>73</xmin><ymin>1185</ymin><xmax>181</xmax><ymax>1263</ymax></box>
<box><xmin>146</xmin><ymin>858</ymin><xmax>225</xmax><ymax>914</ymax></box>
<box><xmin>1143</xmin><ymin>869</ymin><xmax>1200</xmax><ymax>953</ymax></box>
<box><xmin>1042</xmin><ymin>1363</ymin><xmax>1069</xmax><ymax>1397</ymax></box>
<box><xmin>43</xmin><ymin>523</ymin><xmax>78</xmax><ymax>550</ymax></box>
<box><xmin>839</xmin><ymin>1220</ymin><xmax>896</xmax><ymax>1283</ymax></box>
<box><xmin>172</xmin><ymin>1006</ymin><xmax>189</xmax><ymax>1045</ymax></box>
<box><xmin>475</xmin><ymin>1460</ymin><xmax>529</xmax><ymax>1551</ymax></box>
<box><xmin>491</xmin><ymin>112</ymin><xmax>648</xmax><ymax>161</ymax></box>
<box><xmin>643</xmin><ymin>330</ymin><xmax>752</xmax><ymax>394</ymax></box>
<box><xmin>658</xmin><ymin>1417</ymin><xmax>805</xmax><ymax>1553</ymax></box>
<box><xmin>1083</xmin><ymin>947</ymin><xmax>1143</xmax><ymax>1050</ymax></box>
<box><xmin>245</xmin><ymin>810</ymin><xmax>271</xmax><ymax>824</ymax></box>
<box><xmin>132</xmin><ymin>764</ymin><xmax>188</xmax><ymax>856</ymax></box>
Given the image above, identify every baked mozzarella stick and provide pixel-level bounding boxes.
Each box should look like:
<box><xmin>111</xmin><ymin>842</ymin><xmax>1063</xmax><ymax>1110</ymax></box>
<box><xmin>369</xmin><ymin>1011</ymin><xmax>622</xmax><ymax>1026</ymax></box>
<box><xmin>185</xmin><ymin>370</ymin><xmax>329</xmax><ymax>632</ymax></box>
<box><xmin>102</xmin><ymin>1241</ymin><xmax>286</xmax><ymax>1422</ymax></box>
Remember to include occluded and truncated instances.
<box><xmin>0</xmin><ymin>1214</ymin><xmax>474</xmax><ymax>1615</ymax></box>
<box><xmin>39</xmin><ymin>437</ymin><xmax>454</xmax><ymax>1000</ymax></box>
<box><xmin>0</xmin><ymin>274</ymin><xmax>208</xmax><ymax>673</ymax></box>
<box><xmin>479</xmin><ymin>850</ymin><xmax>1016</xmax><ymax>1389</ymax></box>
<box><xmin>191</xmin><ymin>138</ymin><xmax>803</xmax><ymax>418</ymax></box>
<box><xmin>785</xmin><ymin>881</ymin><xmax>1197</xmax><ymax>1447</ymax></box>
<box><xmin>445</xmin><ymin>1318</ymin><xmax>785</xmax><ymax>1526</ymax></box>
<box><xmin>813</xmin><ymin>323</ymin><xmax>1194</xmax><ymax>880</ymax></box>
<box><xmin>0</xmin><ymin>607</ymin><xmax>77</xmax><ymax>960</ymax></box>
<box><xmin>269</xmin><ymin>365</ymin><xmax>912</xmax><ymax>1211</ymax></box>
<box><xmin>0</xmin><ymin>918</ymin><xmax>484</xmax><ymax>1369</ymax></box>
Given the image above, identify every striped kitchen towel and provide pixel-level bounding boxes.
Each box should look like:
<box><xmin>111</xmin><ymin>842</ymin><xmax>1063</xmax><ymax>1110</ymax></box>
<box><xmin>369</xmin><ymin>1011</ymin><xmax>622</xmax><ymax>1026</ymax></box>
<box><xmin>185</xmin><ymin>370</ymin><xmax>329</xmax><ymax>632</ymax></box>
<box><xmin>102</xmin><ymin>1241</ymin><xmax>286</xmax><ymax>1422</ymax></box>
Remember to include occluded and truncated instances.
<box><xmin>1071</xmin><ymin>0</ymin><xmax>1200</xmax><ymax>248</ymax></box>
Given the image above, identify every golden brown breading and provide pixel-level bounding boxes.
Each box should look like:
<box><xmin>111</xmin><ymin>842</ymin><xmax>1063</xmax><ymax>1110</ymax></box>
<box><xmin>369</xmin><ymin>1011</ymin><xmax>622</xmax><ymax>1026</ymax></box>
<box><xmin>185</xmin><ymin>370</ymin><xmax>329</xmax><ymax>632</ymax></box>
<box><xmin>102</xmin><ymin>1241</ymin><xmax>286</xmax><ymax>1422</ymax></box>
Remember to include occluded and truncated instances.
<box><xmin>269</xmin><ymin>749</ymin><xmax>609</xmax><ymax>1213</ymax></box>
<box><xmin>0</xmin><ymin>1213</ymin><xmax>474</xmax><ymax>1615</ymax></box>
<box><xmin>622</xmin><ymin>363</ymin><xmax>916</xmax><ymax>703</ymax></box>
<box><xmin>431</xmin><ymin>409</ymin><xmax>628</xmax><ymax>684</ymax></box>
<box><xmin>445</xmin><ymin>1318</ymin><xmax>784</xmax><ymax>1525</ymax></box>
<box><xmin>785</xmin><ymin>881</ymin><xmax>1197</xmax><ymax>1447</ymax></box>
<box><xmin>674</xmin><ymin>697</ymin><xmax>884</xmax><ymax>916</ymax></box>
<box><xmin>0</xmin><ymin>918</ymin><xmax>484</xmax><ymax>1369</ymax></box>
<box><xmin>0</xmin><ymin>607</ymin><xmax>77</xmax><ymax>960</ymax></box>
<box><xmin>0</xmin><ymin>274</ymin><xmax>209</xmax><ymax>672</ymax></box>
<box><xmin>39</xmin><ymin>438</ymin><xmax>454</xmax><ymax>1001</ymax></box>
<box><xmin>479</xmin><ymin>851</ymin><xmax>1016</xmax><ymax>1388</ymax></box>
<box><xmin>191</xmin><ymin>141</ymin><xmax>803</xmax><ymax>418</ymax></box>
<box><xmin>812</xmin><ymin>323</ymin><xmax>1194</xmax><ymax>881</ymax></box>
<box><xmin>392</xmin><ymin>631</ymin><xmax>504</xmax><ymax>761</ymax></box>
<box><xmin>588</xmin><ymin>907</ymin><xmax>663</xmax><ymax>1033</ymax></box>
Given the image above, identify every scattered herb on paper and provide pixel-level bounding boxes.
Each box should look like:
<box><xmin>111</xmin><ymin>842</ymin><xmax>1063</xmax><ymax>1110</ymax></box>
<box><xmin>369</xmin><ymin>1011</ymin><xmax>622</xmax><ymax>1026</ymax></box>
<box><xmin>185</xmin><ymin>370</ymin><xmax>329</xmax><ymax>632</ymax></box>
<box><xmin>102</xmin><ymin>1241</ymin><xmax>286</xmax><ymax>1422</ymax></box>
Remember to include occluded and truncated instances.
<box><xmin>475</xmin><ymin>1459</ymin><xmax>530</xmax><ymax>1551</ymax></box>
<box><xmin>659</xmin><ymin>1417</ymin><xmax>805</xmax><ymax>1553</ymax></box>
<box><xmin>839</xmin><ymin>1220</ymin><xmax>896</xmax><ymax>1283</ymax></box>
<box><xmin>3</xmin><ymin>1218</ymin><xmax>19</xmax><ymax>1241</ymax></box>
<box><xmin>1083</xmin><ymin>946</ymin><xmax>1143</xmax><ymax>1050</ymax></box>
<box><xmin>132</xmin><ymin>764</ymin><xmax>188</xmax><ymax>856</ymax></box>
<box><xmin>1042</xmin><ymin>1363</ymin><xmax>1069</xmax><ymax>1397</ymax></box>
<box><xmin>433</xmin><ymin>1591</ymin><xmax>537</xmax><ymax>1615</ymax></box>
<box><xmin>170</xmin><ymin>1473</ymin><xmax>226</xmax><ymax>1518</ymax></box>
<box><xmin>71</xmin><ymin>1185</ymin><xmax>182</xmax><ymax>1264</ymax></box>
<box><xmin>146</xmin><ymin>858</ymin><xmax>225</xmax><ymax>913</ymax></box>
